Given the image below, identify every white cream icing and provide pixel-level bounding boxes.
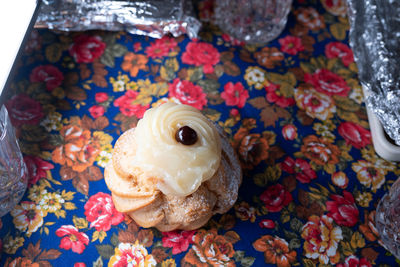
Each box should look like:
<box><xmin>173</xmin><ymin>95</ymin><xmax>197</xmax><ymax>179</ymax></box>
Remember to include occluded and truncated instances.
<box><xmin>132</xmin><ymin>103</ymin><xmax>221</xmax><ymax>196</ymax></box>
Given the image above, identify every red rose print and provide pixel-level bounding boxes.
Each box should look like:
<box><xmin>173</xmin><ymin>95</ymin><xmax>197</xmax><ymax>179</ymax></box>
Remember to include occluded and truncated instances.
<box><xmin>221</xmin><ymin>82</ymin><xmax>249</xmax><ymax>108</ymax></box>
<box><xmin>114</xmin><ymin>90</ymin><xmax>149</xmax><ymax>118</ymax></box>
<box><xmin>157</xmin><ymin>36</ymin><xmax>178</xmax><ymax>51</ymax></box>
<box><xmin>265</xmin><ymin>83</ymin><xmax>295</xmax><ymax>108</ymax></box>
<box><xmin>281</xmin><ymin>156</ymin><xmax>317</xmax><ymax>183</ymax></box>
<box><xmin>260</xmin><ymin>184</ymin><xmax>293</xmax><ymax>212</ymax></box>
<box><xmin>55</xmin><ymin>225</ymin><xmax>89</xmax><ymax>254</ymax></box>
<box><xmin>182</xmin><ymin>42</ymin><xmax>220</xmax><ymax>73</ymax></box>
<box><xmin>337</xmin><ymin>255</ymin><xmax>372</xmax><ymax>267</ymax></box>
<box><xmin>133</xmin><ymin>42</ymin><xmax>142</xmax><ymax>52</ymax></box>
<box><xmin>338</xmin><ymin>121</ymin><xmax>371</xmax><ymax>149</ymax></box>
<box><xmin>162</xmin><ymin>230</ymin><xmax>195</xmax><ymax>254</ymax></box>
<box><xmin>230</xmin><ymin>108</ymin><xmax>240</xmax><ymax>117</ymax></box>
<box><xmin>24</xmin><ymin>155</ymin><xmax>54</xmax><ymax>186</ymax></box>
<box><xmin>30</xmin><ymin>65</ymin><xmax>64</xmax><ymax>91</ymax></box>
<box><xmin>279</xmin><ymin>36</ymin><xmax>304</xmax><ymax>55</ymax></box>
<box><xmin>5</xmin><ymin>94</ymin><xmax>44</xmax><ymax>127</ymax></box>
<box><xmin>95</xmin><ymin>92</ymin><xmax>109</xmax><ymax>103</ymax></box>
<box><xmin>304</xmin><ymin>69</ymin><xmax>350</xmax><ymax>96</ymax></box>
<box><xmin>145</xmin><ymin>40</ymin><xmax>170</xmax><ymax>58</ymax></box>
<box><xmin>259</xmin><ymin>219</ymin><xmax>276</xmax><ymax>229</ymax></box>
<box><xmin>282</xmin><ymin>124</ymin><xmax>297</xmax><ymax>141</ymax></box>
<box><xmin>84</xmin><ymin>192</ymin><xmax>124</xmax><ymax>232</ymax></box>
<box><xmin>326</xmin><ymin>191</ymin><xmax>359</xmax><ymax>227</ymax></box>
<box><xmin>69</xmin><ymin>35</ymin><xmax>106</xmax><ymax>63</ymax></box>
<box><xmin>89</xmin><ymin>105</ymin><xmax>105</xmax><ymax>119</ymax></box>
<box><xmin>74</xmin><ymin>263</ymin><xmax>87</xmax><ymax>267</ymax></box>
<box><xmin>325</xmin><ymin>42</ymin><xmax>354</xmax><ymax>67</ymax></box>
<box><xmin>169</xmin><ymin>78</ymin><xmax>207</xmax><ymax>110</ymax></box>
<box><xmin>221</xmin><ymin>33</ymin><xmax>245</xmax><ymax>46</ymax></box>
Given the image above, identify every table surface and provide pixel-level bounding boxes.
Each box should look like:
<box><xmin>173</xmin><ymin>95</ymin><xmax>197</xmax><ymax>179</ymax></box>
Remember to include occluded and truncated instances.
<box><xmin>1</xmin><ymin>1</ymin><xmax>398</xmax><ymax>266</ymax></box>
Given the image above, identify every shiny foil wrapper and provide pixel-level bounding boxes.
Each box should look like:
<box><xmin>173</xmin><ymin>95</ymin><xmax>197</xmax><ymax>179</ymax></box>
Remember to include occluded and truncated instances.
<box><xmin>347</xmin><ymin>0</ymin><xmax>400</xmax><ymax>145</ymax></box>
<box><xmin>35</xmin><ymin>0</ymin><xmax>201</xmax><ymax>39</ymax></box>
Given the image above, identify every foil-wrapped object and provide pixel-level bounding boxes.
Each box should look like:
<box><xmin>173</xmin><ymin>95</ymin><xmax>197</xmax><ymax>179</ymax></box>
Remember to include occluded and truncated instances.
<box><xmin>35</xmin><ymin>0</ymin><xmax>201</xmax><ymax>39</ymax></box>
<box><xmin>347</xmin><ymin>0</ymin><xmax>400</xmax><ymax>145</ymax></box>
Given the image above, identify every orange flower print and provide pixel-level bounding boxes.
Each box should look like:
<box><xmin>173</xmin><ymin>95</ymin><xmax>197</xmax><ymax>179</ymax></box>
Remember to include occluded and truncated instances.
<box><xmin>182</xmin><ymin>229</ymin><xmax>235</xmax><ymax>267</ymax></box>
<box><xmin>10</xmin><ymin>201</ymin><xmax>44</xmax><ymax>237</ymax></box>
<box><xmin>52</xmin><ymin>124</ymin><xmax>100</xmax><ymax>172</ymax></box>
<box><xmin>253</xmin><ymin>235</ymin><xmax>297</xmax><ymax>267</ymax></box>
<box><xmin>232</xmin><ymin>127</ymin><xmax>269</xmax><ymax>170</ymax></box>
<box><xmin>235</xmin><ymin>201</ymin><xmax>256</xmax><ymax>222</ymax></box>
<box><xmin>351</xmin><ymin>160</ymin><xmax>386</xmax><ymax>192</ymax></box>
<box><xmin>301</xmin><ymin>135</ymin><xmax>340</xmax><ymax>166</ymax></box>
<box><xmin>254</xmin><ymin>47</ymin><xmax>284</xmax><ymax>69</ymax></box>
<box><xmin>5</xmin><ymin>257</ymin><xmax>40</xmax><ymax>267</ymax></box>
<box><xmin>108</xmin><ymin>242</ymin><xmax>156</xmax><ymax>267</ymax></box>
<box><xmin>294</xmin><ymin>7</ymin><xmax>325</xmax><ymax>31</ymax></box>
<box><xmin>121</xmin><ymin>52</ymin><xmax>148</xmax><ymax>77</ymax></box>
<box><xmin>331</xmin><ymin>171</ymin><xmax>349</xmax><ymax>189</ymax></box>
<box><xmin>294</xmin><ymin>88</ymin><xmax>336</xmax><ymax>121</ymax></box>
<box><xmin>359</xmin><ymin>210</ymin><xmax>381</xmax><ymax>243</ymax></box>
<box><xmin>301</xmin><ymin>215</ymin><xmax>343</xmax><ymax>265</ymax></box>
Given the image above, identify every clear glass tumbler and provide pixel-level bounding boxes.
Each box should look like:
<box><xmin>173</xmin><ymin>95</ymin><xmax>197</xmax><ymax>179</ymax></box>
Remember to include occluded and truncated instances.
<box><xmin>376</xmin><ymin>178</ymin><xmax>400</xmax><ymax>259</ymax></box>
<box><xmin>214</xmin><ymin>0</ymin><xmax>292</xmax><ymax>45</ymax></box>
<box><xmin>0</xmin><ymin>105</ymin><xmax>27</xmax><ymax>217</ymax></box>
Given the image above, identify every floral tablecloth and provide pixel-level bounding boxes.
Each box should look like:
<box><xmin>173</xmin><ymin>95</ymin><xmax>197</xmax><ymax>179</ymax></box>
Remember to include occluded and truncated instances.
<box><xmin>1</xmin><ymin>0</ymin><xmax>398</xmax><ymax>266</ymax></box>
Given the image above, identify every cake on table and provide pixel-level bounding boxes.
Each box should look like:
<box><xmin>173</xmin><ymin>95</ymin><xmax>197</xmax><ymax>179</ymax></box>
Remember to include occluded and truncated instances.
<box><xmin>105</xmin><ymin>103</ymin><xmax>242</xmax><ymax>231</ymax></box>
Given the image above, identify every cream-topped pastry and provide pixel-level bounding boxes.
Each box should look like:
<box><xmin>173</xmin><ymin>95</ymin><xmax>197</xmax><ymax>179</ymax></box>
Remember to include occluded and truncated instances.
<box><xmin>105</xmin><ymin>103</ymin><xmax>242</xmax><ymax>231</ymax></box>
<box><xmin>132</xmin><ymin>103</ymin><xmax>221</xmax><ymax>196</ymax></box>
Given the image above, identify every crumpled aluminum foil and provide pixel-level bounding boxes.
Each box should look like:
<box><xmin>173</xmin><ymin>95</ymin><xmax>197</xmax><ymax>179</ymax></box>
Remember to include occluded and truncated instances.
<box><xmin>347</xmin><ymin>0</ymin><xmax>400</xmax><ymax>145</ymax></box>
<box><xmin>35</xmin><ymin>0</ymin><xmax>201</xmax><ymax>39</ymax></box>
